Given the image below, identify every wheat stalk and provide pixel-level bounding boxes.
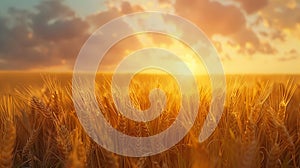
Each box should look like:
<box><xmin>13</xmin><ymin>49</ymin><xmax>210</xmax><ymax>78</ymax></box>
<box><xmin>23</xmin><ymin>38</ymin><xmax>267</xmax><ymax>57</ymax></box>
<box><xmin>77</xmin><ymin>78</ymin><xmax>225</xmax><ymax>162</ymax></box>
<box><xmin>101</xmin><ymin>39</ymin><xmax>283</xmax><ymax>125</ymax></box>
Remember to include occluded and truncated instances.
<box><xmin>267</xmin><ymin>142</ymin><xmax>281</xmax><ymax>168</ymax></box>
<box><xmin>0</xmin><ymin>120</ymin><xmax>16</xmax><ymax>168</ymax></box>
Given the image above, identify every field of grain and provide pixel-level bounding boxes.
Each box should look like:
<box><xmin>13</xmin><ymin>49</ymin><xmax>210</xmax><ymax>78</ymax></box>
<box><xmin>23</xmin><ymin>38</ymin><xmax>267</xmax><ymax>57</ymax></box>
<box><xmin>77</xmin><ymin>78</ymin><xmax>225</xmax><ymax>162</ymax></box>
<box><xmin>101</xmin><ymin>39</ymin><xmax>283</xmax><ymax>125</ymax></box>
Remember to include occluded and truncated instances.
<box><xmin>0</xmin><ymin>73</ymin><xmax>300</xmax><ymax>167</ymax></box>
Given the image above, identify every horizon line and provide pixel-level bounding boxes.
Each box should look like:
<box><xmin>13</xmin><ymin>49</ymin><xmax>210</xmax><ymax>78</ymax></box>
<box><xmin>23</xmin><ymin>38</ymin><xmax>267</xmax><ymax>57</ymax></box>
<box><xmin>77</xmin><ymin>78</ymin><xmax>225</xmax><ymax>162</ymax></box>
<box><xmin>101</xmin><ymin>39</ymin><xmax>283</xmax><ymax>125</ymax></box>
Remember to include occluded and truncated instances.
<box><xmin>1</xmin><ymin>70</ymin><xmax>300</xmax><ymax>75</ymax></box>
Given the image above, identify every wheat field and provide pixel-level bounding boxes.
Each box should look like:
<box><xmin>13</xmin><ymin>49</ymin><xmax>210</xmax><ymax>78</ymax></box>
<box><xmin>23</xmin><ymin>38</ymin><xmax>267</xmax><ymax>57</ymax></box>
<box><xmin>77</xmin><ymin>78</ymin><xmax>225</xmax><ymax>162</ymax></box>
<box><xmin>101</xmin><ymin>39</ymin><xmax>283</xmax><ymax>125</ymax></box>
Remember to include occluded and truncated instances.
<box><xmin>0</xmin><ymin>73</ymin><xmax>300</xmax><ymax>168</ymax></box>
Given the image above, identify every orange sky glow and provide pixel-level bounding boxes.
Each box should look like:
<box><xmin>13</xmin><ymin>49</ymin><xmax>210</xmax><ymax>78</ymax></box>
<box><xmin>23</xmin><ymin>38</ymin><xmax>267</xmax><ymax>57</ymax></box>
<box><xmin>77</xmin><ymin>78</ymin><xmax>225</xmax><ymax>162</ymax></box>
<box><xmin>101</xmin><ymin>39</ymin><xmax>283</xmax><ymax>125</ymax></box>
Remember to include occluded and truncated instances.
<box><xmin>0</xmin><ymin>0</ymin><xmax>299</xmax><ymax>74</ymax></box>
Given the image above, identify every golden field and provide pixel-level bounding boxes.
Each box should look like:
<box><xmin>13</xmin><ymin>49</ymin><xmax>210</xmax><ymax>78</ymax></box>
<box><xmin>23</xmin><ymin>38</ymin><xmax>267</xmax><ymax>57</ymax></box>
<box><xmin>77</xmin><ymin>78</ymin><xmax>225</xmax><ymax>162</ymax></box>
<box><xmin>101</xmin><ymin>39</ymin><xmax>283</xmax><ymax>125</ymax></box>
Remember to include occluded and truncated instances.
<box><xmin>0</xmin><ymin>73</ymin><xmax>300</xmax><ymax>167</ymax></box>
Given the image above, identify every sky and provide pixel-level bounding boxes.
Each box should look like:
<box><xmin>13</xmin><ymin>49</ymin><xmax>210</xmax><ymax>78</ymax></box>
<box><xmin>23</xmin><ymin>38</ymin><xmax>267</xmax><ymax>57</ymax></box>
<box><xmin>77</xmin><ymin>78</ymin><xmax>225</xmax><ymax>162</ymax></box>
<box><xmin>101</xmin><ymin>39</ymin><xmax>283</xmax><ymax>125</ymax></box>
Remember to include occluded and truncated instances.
<box><xmin>0</xmin><ymin>0</ymin><xmax>299</xmax><ymax>74</ymax></box>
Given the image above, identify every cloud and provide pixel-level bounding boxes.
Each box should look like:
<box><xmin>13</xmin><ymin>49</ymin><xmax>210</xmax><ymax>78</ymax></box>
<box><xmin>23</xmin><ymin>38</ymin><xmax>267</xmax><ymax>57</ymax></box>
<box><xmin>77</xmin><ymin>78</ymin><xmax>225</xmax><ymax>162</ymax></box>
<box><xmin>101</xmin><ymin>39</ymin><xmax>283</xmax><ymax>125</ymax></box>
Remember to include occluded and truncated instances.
<box><xmin>278</xmin><ymin>55</ymin><xmax>298</xmax><ymax>62</ymax></box>
<box><xmin>0</xmin><ymin>0</ymin><xmax>90</xmax><ymax>70</ymax></box>
<box><xmin>175</xmin><ymin>0</ymin><xmax>246</xmax><ymax>37</ymax></box>
<box><xmin>158</xmin><ymin>0</ymin><xmax>172</xmax><ymax>4</ymax></box>
<box><xmin>86</xmin><ymin>2</ymin><xmax>144</xmax><ymax>71</ymax></box>
<box><xmin>230</xmin><ymin>27</ymin><xmax>277</xmax><ymax>55</ymax></box>
<box><xmin>289</xmin><ymin>49</ymin><xmax>298</xmax><ymax>55</ymax></box>
<box><xmin>87</xmin><ymin>1</ymin><xmax>143</xmax><ymax>30</ymax></box>
<box><xmin>277</xmin><ymin>49</ymin><xmax>299</xmax><ymax>62</ymax></box>
<box><xmin>121</xmin><ymin>1</ymin><xmax>143</xmax><ymax>14</ymax></box>
<box><xmin>87</xmin><ymin>7</ymin><xmax>121</xmax><ymax>31</ymax></box>
<box><xmin>0</xmin><ymin>0</ymin><xmax>144</xmax><ymax>70</ymax></box>
<box><xmin>0</xmin><ymin>0</ymin><xmax>297</xmax><ymax>70</ymax></box>
<box><xmin>174</xmin><ymin>0</ymin><xmax>277</xmax><ymax>56</ymax></box>
<box><xmin>234</xmin><ymin>0</ymin><xmax>268</xmax><ymax>14</ymax></box>
<box><xmin>260</xmin><ymin>1</ymin><xmax>300</xmax><ymax>29</ymax></box>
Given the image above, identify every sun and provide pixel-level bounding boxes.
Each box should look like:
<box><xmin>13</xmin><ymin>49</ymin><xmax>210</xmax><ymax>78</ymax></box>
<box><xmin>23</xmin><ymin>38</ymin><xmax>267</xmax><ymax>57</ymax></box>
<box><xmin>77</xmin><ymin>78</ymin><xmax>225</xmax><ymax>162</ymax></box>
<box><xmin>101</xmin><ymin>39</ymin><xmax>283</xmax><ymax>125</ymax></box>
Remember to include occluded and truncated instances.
<box><xmin>128</xmin><ymin>33</ymin><xmax>208</xmax><ymax>75</ymax></box>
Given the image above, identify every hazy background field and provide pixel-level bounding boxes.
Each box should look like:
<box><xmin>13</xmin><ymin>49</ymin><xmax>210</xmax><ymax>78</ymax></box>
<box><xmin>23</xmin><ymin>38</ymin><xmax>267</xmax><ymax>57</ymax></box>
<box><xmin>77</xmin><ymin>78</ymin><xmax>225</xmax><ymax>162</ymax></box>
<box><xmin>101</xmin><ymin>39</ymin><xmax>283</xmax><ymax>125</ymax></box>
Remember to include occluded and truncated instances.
<box><xmin>2</xmin><ymin>72</ymin><xmax>300</xmax><ymax>94</ymax></box>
